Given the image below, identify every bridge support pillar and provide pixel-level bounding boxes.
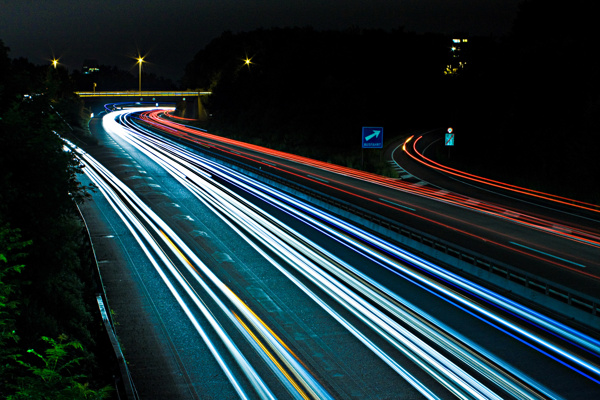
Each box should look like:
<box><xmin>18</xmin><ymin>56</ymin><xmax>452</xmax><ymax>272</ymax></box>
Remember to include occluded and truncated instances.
<box><xmin>197</xmin><ymin>96</ymin><xmax>208</xmax><ymax>121</ymax></box>
<box><xmin>176</xmin><ymin>96</ymin><xmax>207</xmax><ymax>120</ymax></box>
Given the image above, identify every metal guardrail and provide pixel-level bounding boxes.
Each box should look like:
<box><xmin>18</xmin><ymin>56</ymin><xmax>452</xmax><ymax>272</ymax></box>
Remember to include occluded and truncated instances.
<box><xmin>284</xmin><ymin>179</ymin><xmax>599</xmax><ymax>314</ymax></box>
<box><xmin>166</xmin><ymin>135</ymin><xmax>600</xmax><ymax>324</ymax></box>
<box><xmin>97</xmin><ymin>295</ymin><xmax>139</xmax><ymax>399</ymax></box>
<box><xmin>76</xmin><ymin>204</ymin><xmax>139</xmax><ymax>399</ymax></box>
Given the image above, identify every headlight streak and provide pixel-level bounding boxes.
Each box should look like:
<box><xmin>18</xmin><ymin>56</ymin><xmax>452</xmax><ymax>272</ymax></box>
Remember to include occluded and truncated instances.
<box><xmin>133</xmin><ymin>113</ymin><xmax>600</xmax><ymax>353</ymax></box>
<box><xmin>141</xmin><ymin>111</ymin><xmax>600</xmax><ymax>280</ymax></box>
<box><xmin>128</xmin><ymin>112</ymin><xmax>600</xmax><ymax>384</ymax></box>
<box><xmin>147</xmin><ymin>110</ymin><xmax>600</xmax><ymax>274</ymax></box>
<box><xmin>231</xmin><ymin>312</ymin><xmax>311</xmax><ymax>400</ymax></box>
<box><xmin>248</xmin><ymin>179</ymin><xmax>600</xmax><ymax>382</ymax></box>
<box><xmin>221</xmin><ymin>220</ymin><xmax>443</xmax><ymax>400</ymax></box>
<box><xmin>183</xmin><ymin>164</ymin><xmax>499</xmax><ymax>399</ymax></box>
<box><xmin>109</xmin><ymin>114</ymin><xmax>506</xmax><ymax>398</ymax></box>
<box><xmin>161</xmin><ymin>231</ymin><xmax>317</xmax><ymax>400</ymax></box>
<box><xmin>185</xmin><ymin>165</ymin><xmax>567</xmax><ymax>398</ymax></box>
<box><xmin>69</xmin><ymin>144</ymin><xmax>280</xmax><ymax>399</ymax></box>
<box><xmin>100</xmin><ymin>128</ymin><xmax>442</xmax><ymax>398</ymax></box>
<box><xmin>101</xmin><ymin>111</ymin><xmax>334</xmax><ymax>400</ymax></box>
<box><xmin>201</xmin><ymin>187</ymin><xmax>509</xmax><ymax>399</ymax></box>
<box><xmin>128</xmin><ymin>114</ymin><xmax>600</xmax><ymax>361</ymax></box>
<box><xmin>148</xmin><ymin>110</ymin><xmax>600</xmax><ymax>242</ymax></box>
<box><xmin>147</xmin><ymin>155</ymin><xmax>500</xmax><ymax>399</ymax></box>
<box><xmin>106</xmin><ymin>111</ymin><xmax>592</xmax><ymax>396</ymax></box>
<box><xmin>107</xmin><ymin>112</ymin><xmax>368</xmax><ymax>399</ymax></box>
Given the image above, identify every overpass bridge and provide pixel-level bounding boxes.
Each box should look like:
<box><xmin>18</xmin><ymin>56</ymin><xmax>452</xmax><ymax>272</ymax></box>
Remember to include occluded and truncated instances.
<box><xmin>75</xmin><ymin>90</ymin><xmax>211</xmax><ymax>119</ymax></box>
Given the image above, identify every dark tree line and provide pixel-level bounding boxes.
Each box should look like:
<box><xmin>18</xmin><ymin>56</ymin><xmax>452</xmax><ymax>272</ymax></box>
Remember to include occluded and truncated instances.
<box><xmin>183</xmin><ymin>27</ymin><xmax>452</xmax><ymax>170</ymax></box>
<box><xmin>182</xmin><ymin>0</ymin><xmax>599</xmax><ymax>201</ymax></box>
<box><xmin>72</xmin><ymin>65</ymin><xmax>176</xmax><ymax>92</ymax></box>
<box><xmin>448</xmin><ymin>0</ymin><xmax>599</xmax><ymax>201</ymax></box>
<box><xmin>0</xmin><ymin>39</ymin><xmax>113</xmax><ymax>398</ymax></box>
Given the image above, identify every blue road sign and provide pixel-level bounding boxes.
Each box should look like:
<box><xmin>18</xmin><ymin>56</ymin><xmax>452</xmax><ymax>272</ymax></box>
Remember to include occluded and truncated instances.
<box><xmin>445</xmin><ymin>133</ymin><xmax>455</xmax><ymax>146</ymax></box>
<box><xmin>362</xmin><ymin>127</ymin><xmax>383</xmax><ymax>148</ymax></box>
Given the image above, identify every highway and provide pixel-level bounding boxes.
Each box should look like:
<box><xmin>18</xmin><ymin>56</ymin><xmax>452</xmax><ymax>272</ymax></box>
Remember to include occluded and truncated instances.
<box><xmin>389</xmin><ymin>131</ymin><xmax>600</xmax><ymax>299</ymax></box>
<box><xmin>75</xmin><ymin>106</ymin><xmax>600</xmax><ymax>399</ymax></box>
<box><xmin>135</xmin><ymin>111</ymin><xmax>600</xmax><ymax>311</ymax></box>
<box><xmin>393</xmin><ymin>131</ymin><xmax>600</xmax><ymax>250</ymax></box>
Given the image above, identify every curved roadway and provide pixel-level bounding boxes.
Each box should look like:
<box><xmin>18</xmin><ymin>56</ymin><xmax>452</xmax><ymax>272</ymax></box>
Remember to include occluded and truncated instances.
<box><xmin>71</xmin><ymin>106</ymin><xmax>600</xmax><ymax>398</ymax></box>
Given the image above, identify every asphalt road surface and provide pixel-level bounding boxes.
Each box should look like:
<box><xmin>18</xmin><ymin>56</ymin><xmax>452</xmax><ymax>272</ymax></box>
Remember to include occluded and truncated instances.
<box><xmin>74</xmin><ymin>107</ymin><xmax>600</xmax><ymax>399</ymax></box>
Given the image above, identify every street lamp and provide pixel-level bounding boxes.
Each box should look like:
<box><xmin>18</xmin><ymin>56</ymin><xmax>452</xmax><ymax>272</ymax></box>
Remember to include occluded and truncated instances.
<box><xmin>51</xmin><ymin>59</ymin><xmax>58</xmax><ymax>69</ymax></box>
<box><xmin>137</xmin><ymin>56</ymin><xmax>144</xmax><ymax>93</ymax></box>
<box><xmin>243</xmin><ymin>55</ymin><xmax>252</xmax><ymax>70</ymax></box>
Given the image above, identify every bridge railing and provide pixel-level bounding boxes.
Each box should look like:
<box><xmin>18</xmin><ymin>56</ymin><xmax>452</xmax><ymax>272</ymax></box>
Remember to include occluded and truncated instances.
<box><xmin>75</xmin><ymin>91</ymin><xmax>211</xmax><ymax>97</ymax></box>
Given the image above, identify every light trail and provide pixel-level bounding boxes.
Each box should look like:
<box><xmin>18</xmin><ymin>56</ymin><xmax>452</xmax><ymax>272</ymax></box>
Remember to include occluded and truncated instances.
<box><xmin>103</xmin><ymin>108</ymin><xmax>600</xmax><ymax>397</ymax></box>
<box><xmin>136</xmin><ymin>110</ymin><xmax>600</xmax><ymax>364</ymax></box>
<box><xmin>67</xmin><ymin>137</ymin><xmax>319</xmax><ymax>399</ymax></box>
<box><xmin>405</xmin><ymin>135</ymin><xmax>600</xmax><ymax>215</ymax></box>
<box><xmin>108</xmin><ymin>112</ymin><xmax>359</xmax><ymax>399</ymax></box>
<box><xmin>400</xmin><ymin>135</ymin><xmax>600</xmax><ymax>249</ymax></box>
<box><xmin>141</xmin><ymin>111</ymin><xmax>600</xmax><ymax>278</ymax></box>
<box><xmin>105</xmin><ymin>111</ymin><xmax>444</xmax><ymax>398</ymax></box>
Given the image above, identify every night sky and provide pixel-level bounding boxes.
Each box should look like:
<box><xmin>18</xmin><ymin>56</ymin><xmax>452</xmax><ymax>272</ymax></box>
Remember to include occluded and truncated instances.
<box><xmin>1</xmin><ymin>0</ymin><xmax>521</xmax><ymax>82</ymax></box>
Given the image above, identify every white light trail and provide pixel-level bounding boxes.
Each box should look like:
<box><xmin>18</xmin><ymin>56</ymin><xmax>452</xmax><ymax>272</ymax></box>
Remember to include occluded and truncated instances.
<box><xmin>100</xmin><ymin>109</ymin><xmax>600</xmax><ymax>398</ymax></box>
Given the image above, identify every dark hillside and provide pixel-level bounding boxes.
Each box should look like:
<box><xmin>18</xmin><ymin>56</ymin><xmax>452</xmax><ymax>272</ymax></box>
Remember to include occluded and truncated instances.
<box><xmin>183</xmin><ymin>3</ymin><xmax>599</xmax><ymax>202</ymax></box>
<box><xmin>447</xmin><ymin>0</ymin><xmax>599</xmax><ymax>201</ymax></box>
<box><xmin>184</xmin><ymin>27</ymin><xmax>451</xmax><ymax>166</ymax></box>
<box><xmin>0</xmin><ymin>40</ymin><xmax>114</xmax><ymax>398</ymax></box>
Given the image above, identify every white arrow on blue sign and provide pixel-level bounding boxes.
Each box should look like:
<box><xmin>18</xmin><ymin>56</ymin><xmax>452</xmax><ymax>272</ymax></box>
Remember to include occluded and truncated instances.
<box><xmin>362</xmin><ymin>127</ymin><xmax>384</xmax><ymax>148</ymax></box>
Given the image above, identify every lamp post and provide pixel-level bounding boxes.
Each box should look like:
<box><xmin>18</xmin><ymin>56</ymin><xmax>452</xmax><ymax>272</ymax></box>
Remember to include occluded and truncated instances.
<box><xmin>52</xmin><ymin>59</ymin><xmax>58</xmax><ymax>69</ymax></box>
<box><xmin>137</xmin><ymin>56</ymin><xmax>144</xmax><ymax>93</ymax></box>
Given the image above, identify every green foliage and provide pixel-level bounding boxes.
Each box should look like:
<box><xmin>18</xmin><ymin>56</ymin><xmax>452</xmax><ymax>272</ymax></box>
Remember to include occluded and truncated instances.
<box><xmin>10</xmin><ymin>335</ymin><xmax>112</xmax><ymax>400</ymax></box>
<box><xmin>0</xmin><ymin>223</ymin><xmax>112</xmax><ymax>400</ymax></box>
<box><xmin>0</xmin><ymin>225</ymin><xmax>31</xmax><ymax>385</ymax></box>
<box><xmin>0</xmin><ymin>82</ymin><xmax>95</xmax><ymax>342</ymax></box>
<box><xmin>1</xmin><ymin>38</ymin><xmax>116</xmax><ymax>397</ymax></box>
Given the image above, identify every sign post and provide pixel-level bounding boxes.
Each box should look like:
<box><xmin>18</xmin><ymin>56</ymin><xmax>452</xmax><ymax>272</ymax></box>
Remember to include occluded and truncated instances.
<box><xmin>361</xmin><ymin>127</ymin><xmax>384</xmax><ymax>168</ymax></box>
<box><xmin>445</xmin><ymin>127</ymin><xmax>454</xmax><ymax>160</ymax></box>
<box><xmin>445</xmin><ymin>127</ymin><xmax>454</xmax><ymax>146</ymax></box>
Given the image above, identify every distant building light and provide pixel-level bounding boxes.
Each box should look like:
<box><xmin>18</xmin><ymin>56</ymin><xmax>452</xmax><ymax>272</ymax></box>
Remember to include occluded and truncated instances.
<box><xmin>83</xmin><ymin>59</ymin><xmax>100</xmax><ymax>74</ymax></box>
<box><xmin>453</xmin><ymin>39</ymin><xmax>461</xmax><ymax>43</ymax></box>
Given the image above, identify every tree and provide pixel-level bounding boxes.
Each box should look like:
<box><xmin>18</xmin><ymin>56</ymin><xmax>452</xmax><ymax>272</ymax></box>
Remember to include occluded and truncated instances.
<box><xmin>1</xmin><ymin>38</ymin><xmax>116</xmax><ymax>397</ymax></box>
